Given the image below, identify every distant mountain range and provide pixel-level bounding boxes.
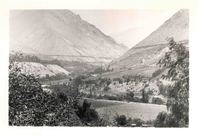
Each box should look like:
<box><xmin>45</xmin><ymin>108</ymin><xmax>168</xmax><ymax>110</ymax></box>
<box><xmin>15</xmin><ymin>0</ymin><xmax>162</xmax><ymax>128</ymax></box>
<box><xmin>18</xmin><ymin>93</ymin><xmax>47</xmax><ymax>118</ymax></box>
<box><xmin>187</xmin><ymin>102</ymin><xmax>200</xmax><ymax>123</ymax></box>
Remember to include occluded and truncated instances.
<box><xmin>108</xmin><ymin>9</ymin><xmax>189</xmax><ymax>77</ymax></box>
<box><xmin>10</xmin><ymin>9</ymin><xmax>189</xmax><ymax>78</ymax></box>
<box><xmin>10</xmin><ymin>10</ymin><xmax>128</xmax><ymax>65</ymax></box>
<box><xmin>110</xmin><ymin>27</ymin><xmax>156</xmax><ymax>48</ymax></box>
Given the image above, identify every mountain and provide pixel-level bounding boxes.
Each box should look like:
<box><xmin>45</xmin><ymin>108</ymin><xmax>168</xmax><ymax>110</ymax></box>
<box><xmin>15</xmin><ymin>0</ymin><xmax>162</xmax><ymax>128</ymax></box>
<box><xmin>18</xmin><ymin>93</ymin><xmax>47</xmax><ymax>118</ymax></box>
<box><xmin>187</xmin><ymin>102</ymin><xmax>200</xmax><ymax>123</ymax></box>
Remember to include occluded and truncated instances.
<box><xmin>108</xmin><ymin>9</ymin><xmax>189</xmax><ymax>77</ymax></box>
<box><xmin>110</xmin><ymin>27</ymin><xmax>156</xmax><ymax>48</ymax></box>
<box><xmin>10</xmin><ymin>10</ymin><xmax>128</xmax><ymax>64</ymax></box>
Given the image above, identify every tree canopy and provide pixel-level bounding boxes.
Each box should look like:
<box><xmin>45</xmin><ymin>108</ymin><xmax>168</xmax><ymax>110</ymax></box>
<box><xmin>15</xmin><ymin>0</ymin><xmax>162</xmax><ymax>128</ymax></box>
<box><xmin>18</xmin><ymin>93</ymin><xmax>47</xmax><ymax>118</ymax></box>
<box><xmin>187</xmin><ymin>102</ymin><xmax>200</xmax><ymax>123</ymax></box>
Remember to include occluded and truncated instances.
<box><xmin>155</xmin><ymin>38</ymin><xmax>189</xmax><ymax>127</ymax></box>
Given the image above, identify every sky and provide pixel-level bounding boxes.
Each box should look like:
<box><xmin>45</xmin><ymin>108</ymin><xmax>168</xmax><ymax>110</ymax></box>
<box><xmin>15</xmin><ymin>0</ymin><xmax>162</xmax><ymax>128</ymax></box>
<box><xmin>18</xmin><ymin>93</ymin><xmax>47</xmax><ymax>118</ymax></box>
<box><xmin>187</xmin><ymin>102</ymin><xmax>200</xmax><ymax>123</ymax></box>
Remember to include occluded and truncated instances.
<box><xmin>72</xmin><ymin>10</ymin><xmax>178</xmax><ymax>48</ymax></box>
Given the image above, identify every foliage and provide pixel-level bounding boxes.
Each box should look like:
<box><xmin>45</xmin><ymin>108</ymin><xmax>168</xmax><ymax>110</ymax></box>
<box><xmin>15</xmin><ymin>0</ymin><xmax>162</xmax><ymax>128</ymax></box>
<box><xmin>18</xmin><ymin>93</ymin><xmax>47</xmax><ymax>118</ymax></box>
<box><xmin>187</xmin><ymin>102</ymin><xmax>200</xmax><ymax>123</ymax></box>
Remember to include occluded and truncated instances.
<box><xmin>103</xmin><ymin>86</ymin><xmax>110</xmax><ymax>92</ymax></box>
<box><xmin>113</xmin><ymin>77</ymin><xmax>123</xmax><ymax>84</ymax></box>
<box><xmin>154</xmin><ymin>112</ymin><xmax>168</xmax><ymax>127</ymax></box>
<box><xmin>89</xmin><ymin>118</ymin><xmax>111</xmax><ymax>126</ymax></box>
<box><xmin>73</xmin><ymin>75</ymin><xmax>88</xmax><ymax>90</ymax></box>
<box><xmin>125</xmin><ymin>91</ymin><xmax>135</xmax><ymax>102</ymax></box>
<box><xmin>10</xmin><ymin>53</ymin><xmax>63</xmax><ymax>66</ymax></box>
<box><xmin>114</xmin><ymin>114</ymin><xmax>146</xmax><ymax>127</ymax></box>
<box><xmin>154</xmin><ymin>112</ymin><xmax>178</xmax><ymax>127</ymax></box>
<box><xmin>76</xmin><ymin>99</ymin><xmax>99</xmax><ymax>125</ymax></box>
<box><xmin>40</xmin><ymin>73</ymin><xmax>69</xmax><ymax>82</ymax></box>
<box><xmin>81</xmin><ymin>92</ymin><xmax>142</xmax><ymax>103</ymax></box>
<box><xmin>114</xmin><ymin>114</ymin><xmax>127</xmax><ymax>126</ymax></box>
<box><xmin>151</xmin><ymin>97</ymin><xmax>165</xmax><ymax>105</ymax></box>
<box><xmin>158</xmin><ymin>83</ymin><xmax>169</xmax><ymax>97</ymax></box>
<box><xmin>9</xmin><ymin>60</ymin><xmax>82</xmax><ymax>126</ymax></box>
<box><xmin>155</xmin><ymin>38</ymin><xmax>189</xmax><ymax>127</ymax></box>
<box><xmin>10</xmin><ymin>53</ymin><xmax>41</xmax><ymax>63</ymax></box>
<box><xmin>141</xmin><ymin>87</ymin><xmax>150</xmax><ymax>103</ymax></box>
<box><xmin>80</xmin><ymin>75</ymin><xmax>151</xmax><ymax>103</ymax></box>
<box><xmin>131</xmin><ymin>118</ymin><xmax>144</xmax><ymax>127</ymax></box>
<box><xmin>92</xmin><ymin>66</ymin><xmax>112</xmax><ymax>74</ymax></box>
<box><xmin>152</xmin><ymin>69</ymin><xmax>165</xmax><ymax>78</ymax></box>
<box><xmin>50</xmin><ymin>84</ymin><xmax>79</xmax><ymax>98</ymax></box>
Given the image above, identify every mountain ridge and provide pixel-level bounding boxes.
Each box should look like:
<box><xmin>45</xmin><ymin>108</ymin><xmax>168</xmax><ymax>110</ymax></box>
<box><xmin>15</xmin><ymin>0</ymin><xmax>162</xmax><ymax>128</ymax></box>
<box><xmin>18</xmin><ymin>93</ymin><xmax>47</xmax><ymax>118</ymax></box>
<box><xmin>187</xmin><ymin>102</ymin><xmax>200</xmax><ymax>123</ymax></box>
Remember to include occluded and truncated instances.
<box><xmin>108</xmin><ymin>9</ymin><xmax>189</xmax><ymax>77</ymax></box>
<box><xmin>10</xmin><ymin>10</ymin><xmax>128</xmax><ymax>64</ymax></box>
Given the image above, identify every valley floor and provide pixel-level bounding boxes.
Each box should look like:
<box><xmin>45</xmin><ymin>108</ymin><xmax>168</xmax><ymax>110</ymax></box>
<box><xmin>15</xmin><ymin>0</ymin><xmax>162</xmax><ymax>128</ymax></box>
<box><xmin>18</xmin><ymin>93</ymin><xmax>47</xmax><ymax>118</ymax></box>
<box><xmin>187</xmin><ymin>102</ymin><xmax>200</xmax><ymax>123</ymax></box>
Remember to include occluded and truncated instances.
<box><xmin>85</xmin><ymin>98</ymin><xmax>167</xmax><ymax>122</ymax></box>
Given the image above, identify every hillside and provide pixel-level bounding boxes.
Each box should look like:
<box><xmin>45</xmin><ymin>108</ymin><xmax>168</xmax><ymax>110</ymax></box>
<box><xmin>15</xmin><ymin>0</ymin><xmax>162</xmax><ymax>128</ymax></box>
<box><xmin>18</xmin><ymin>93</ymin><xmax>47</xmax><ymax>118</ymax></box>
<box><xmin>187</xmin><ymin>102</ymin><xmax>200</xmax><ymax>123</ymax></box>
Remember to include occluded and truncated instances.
<box><xmin>93</xmin><ymin>99</ymin><xmax>167</xmax><ymax>122</ymax></box>
<box><xmin>109</xmin><ymin>9</ymin><xmax>189</xmax><ymax>77</ymax></box>
<box><xmin>15</xmin><ymin>62</ymin><xmax>70</xmax><ymax>78</ymax></box>
<box><xmin>10</xmin><ymin>10</ymin><xmax>128</xmax><ymax>64</ymax></box>
<box><xmin>110</xmin><ymin>27</ymin><xmax>156</xmax><ymax>48</ymax></box>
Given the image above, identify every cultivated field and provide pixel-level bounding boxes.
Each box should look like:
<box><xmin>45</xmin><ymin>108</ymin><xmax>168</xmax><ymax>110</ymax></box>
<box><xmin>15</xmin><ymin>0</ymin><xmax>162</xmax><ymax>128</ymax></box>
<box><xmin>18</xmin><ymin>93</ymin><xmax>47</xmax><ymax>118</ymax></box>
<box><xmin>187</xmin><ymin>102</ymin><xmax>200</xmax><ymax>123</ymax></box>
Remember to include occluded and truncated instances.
<box><xmin>84</xmin><ymin>98</ymin><xmax>124</xmax><ymax>108</ymax></box>
<box><xmin>41</xmin><ymin>78</ymin><xmax>70</xmax><ymax>85</ymax></box>
<box><xmin>86</xmin><ymin>98</ymin><xmax>167</xmax><ymax>122</ymax></box>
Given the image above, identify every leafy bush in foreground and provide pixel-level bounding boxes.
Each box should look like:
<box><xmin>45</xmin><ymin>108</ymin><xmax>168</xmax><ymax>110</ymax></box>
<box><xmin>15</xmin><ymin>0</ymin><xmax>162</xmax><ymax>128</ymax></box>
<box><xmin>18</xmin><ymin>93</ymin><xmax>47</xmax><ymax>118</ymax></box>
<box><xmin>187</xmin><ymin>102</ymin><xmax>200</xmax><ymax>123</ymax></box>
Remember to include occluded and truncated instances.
<box><xmin>9</xmin><ymin>62</ymin><xmax>82</xmax><ymax>126</ymax></box>
<box><xmin>114</xmin><ymin>114</ymin><xmax>127</xmax><ymax>126</ymax></box>
<box><xmin>131</xmin><ymin>118</ymin><xmax>144</xmax><ymax>127</ymax></box>
<box><xmin>154</xmin><ymin>111</ymin><xmax>178</xmax><ymax>127</ymax></box>
<box><xmin>114</xmin><ymin>114</ymin><xmax>147</xmax><ymax>127</ymax></box>
<box><xmin>76</xmin><ymin>100</ymin><xmax>98</xmax><ymax>122</ymax></box>
<box><xmin>155</xmin><ymin>38</ymin><xmax>189</xmax><ymax>127</ymax></box>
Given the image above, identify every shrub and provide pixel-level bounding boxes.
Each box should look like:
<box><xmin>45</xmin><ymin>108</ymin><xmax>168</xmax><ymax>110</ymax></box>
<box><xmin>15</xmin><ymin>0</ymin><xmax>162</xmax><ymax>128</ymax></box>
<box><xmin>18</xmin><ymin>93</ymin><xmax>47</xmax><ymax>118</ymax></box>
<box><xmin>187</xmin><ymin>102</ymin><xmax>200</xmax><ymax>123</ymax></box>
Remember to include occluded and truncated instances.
<box><xmin>9</xmin><ymin>62</ymin><xmax>82</xmax><ymax>126</ymax></box>
<box><xmin>113</xmin><ymin>77</ymin><xmax>123</xmax><ymax>84</ymax></box>
<box><xmin>154</xmin><ymin>111</ymin><xmax>168</xmax><ymax>127</ymax></box>
<box><xmin>76</xmin><ymin>99</ymin><xmax>99</xmax><ymax>124</ymax></box>
<box><xmin>132</xmin><ymin>118</ymin><xmax>144</xmax><ymax>127</ymax></box>
<box><xmin>152</xmin><ymin>69</ymin><xmax>164</xmax><ymax>78</ymax></box>
<box><xmin>89</xmin><ymin>118</ymin><xmax>111</xmax><ymax>126</ymax></box>
<box><xmin>114</xmin><ymin>114</ymin><xmax>146</xmax><ymax>127</ymax></box>
<box><xmin>114</xmin><ymin>114</ymin><xmax>127</xmax><ymax>126</ymax></box>
<box><xmin>103</xmin><ymin>86</ymin><xmax>110</xmax><ymax>92</ymax></box>
<box><xmin>9</xmin><ymin>64</ymin><xmax>44</xmax><ymax>126</ymax></box>
<box><xmin>73</xmin><ymin>75</ymin><xmax>86</xmax><ymax>88</ymax></box>
<box><xmin>154</xmin><ymin>112</ymin><xmax>178</xmax><ymax>127</ymax></box>
<box><xmin>141</xmin><ymin>89</ymin><xmax>149</xmax><ymax>103</ymax></box>
<box><xmin>151</xmin><ymin>97</ymin><xmax>165</xmax><ymax>105</ymax></box>
<box><xmin>157</xmin><ymin>38</ymin><xmax>189</xmax><ymax>127</ymax></box>
<box><xmin>158</xmin><ymin>84</ymin><xmax>169</xmax><ymax>97</ymax></box>
<box><xmin>50</xmin><ymin>84</ymin><xmax>79</xmax><ymax>99</ymax></box>
<box><xmin>125</xmin><ymin>91</ymin><xmax>135</xmax><ymax>102</ymax></box>
<box><xmin>132</xmin><ymin>97</ymin><xmax>142</xmax><ymax>102</ymax></box>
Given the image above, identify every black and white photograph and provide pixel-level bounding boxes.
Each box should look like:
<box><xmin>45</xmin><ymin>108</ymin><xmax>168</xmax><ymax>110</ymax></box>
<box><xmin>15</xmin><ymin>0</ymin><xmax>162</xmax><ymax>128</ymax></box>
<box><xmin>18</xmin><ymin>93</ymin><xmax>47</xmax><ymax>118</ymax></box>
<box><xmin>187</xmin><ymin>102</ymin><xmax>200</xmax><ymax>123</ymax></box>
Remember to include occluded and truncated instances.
<box><xmin>8</xmin><ymin>9</ymin><xmax>189</xmax><ymax>127</ymax></box>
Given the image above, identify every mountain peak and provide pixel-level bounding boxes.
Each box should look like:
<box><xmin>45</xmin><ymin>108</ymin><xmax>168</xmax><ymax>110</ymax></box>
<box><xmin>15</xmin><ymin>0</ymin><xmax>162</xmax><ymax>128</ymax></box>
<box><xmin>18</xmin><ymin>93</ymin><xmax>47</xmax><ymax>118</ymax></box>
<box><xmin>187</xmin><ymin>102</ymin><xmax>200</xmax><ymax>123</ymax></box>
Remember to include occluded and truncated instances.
<box><xmin>10</xmin><ymin>10</ymin><xmax>128</xmax><ymax>64</ymax></box>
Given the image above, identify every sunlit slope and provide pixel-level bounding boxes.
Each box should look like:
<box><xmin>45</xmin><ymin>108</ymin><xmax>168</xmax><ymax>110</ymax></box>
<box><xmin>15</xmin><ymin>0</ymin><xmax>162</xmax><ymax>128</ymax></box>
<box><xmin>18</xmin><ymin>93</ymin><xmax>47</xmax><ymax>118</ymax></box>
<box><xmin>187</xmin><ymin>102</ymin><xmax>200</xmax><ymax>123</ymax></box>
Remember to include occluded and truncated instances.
<box><xmin>109</xmin><ymin>10</ymin><xmax>189</xmax><ymax>77</ymax></box>
<box><xmin>16</xmin><ymin>62</ymin><xmax>70</xmax><ymax>78</ymax></box>
<box><xmin>10</xmin><ymin>10</ymin><xmax>128</xmax><ymax>64</ymax></box>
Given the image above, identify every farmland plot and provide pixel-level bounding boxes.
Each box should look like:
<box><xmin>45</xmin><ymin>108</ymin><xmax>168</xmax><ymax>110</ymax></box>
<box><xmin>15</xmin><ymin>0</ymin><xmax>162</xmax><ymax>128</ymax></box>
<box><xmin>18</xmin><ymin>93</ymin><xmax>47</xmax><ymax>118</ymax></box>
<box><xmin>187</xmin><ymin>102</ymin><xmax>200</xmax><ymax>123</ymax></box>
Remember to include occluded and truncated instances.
<box><xmin>86</xmin><ymin>98</ymin><xmax>167</xmax><ymax>122</ymax></box>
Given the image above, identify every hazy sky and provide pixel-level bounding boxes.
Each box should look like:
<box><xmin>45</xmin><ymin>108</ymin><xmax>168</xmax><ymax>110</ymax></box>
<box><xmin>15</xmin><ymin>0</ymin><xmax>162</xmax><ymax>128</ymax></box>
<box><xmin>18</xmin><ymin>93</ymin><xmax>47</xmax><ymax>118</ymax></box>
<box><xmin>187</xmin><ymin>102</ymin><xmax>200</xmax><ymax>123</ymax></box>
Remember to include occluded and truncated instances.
<box><xmin>72</xmin><ymin>10</ymin><xmax>178</xmax><ymax>47</ymax></box>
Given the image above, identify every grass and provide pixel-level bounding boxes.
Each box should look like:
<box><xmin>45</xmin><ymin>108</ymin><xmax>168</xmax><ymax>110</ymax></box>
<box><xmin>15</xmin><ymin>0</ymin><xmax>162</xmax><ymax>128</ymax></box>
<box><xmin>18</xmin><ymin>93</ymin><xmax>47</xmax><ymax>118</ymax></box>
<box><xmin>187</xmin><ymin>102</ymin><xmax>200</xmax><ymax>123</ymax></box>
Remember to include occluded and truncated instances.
<box><xmin>86</xmin><ymin>98</ymin><xmax>167</xmax><ymax>122</ymax></box>
<box><xmin>84</xmin><ymin>98</ymin><xmax>124</xmax><ymax>108</ymax></box>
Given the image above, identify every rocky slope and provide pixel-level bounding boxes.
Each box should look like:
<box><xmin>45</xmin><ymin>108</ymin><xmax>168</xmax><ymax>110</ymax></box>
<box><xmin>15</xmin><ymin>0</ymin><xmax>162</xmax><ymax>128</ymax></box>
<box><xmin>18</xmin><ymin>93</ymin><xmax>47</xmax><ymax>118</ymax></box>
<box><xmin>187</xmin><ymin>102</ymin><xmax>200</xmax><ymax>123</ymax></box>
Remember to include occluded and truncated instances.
<box><xmin>15</xmin><ymin>62</ymin><xmax>70</xmax><ymax>78</ymax></box>
<box><xmin>10</xmin><ymin>10</ymin><xmax>128</xmax><ymax>64</ymax></box>
<box><xmin>109</xmin><ymin>9</ymin><xmax>189</xmax><ymax>77</ymax></box>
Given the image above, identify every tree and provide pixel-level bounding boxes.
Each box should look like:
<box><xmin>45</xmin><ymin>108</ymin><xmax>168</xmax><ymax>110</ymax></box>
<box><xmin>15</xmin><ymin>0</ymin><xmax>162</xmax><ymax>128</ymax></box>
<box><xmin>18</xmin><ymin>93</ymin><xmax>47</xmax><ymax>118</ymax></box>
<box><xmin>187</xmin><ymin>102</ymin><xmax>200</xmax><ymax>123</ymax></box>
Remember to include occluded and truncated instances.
<box><xmin>114</xmin><ymin>114</ymin><xmax>127</xmax><ymax>126</ymax></box>
<box><xmin>125</xmin><ymin>91</ymin><xmax>135</xmax><ymax>102</ymax></box>
<box><xmin>76</xmin><ymin>99</ymin><xmax>99</xmax><ymax>124</ymax></box>
<box><xmin>141</xmin><ymin>83</ymin><xmax>150</xmax><ymax>103</ymax></box>
<box><xmin>156</xmin><ymin>38</ymin><xmax>189</xmax><ymax>127</ymax></box>
<box><xmin>9</xmin><ymin>59</ymin><xmax>82</xmax><ymax>126</ymax></box>
<box><xmin>154</xmin><ymin>111</ymin><xmax>168</xmax><ymax>127</ymax></box>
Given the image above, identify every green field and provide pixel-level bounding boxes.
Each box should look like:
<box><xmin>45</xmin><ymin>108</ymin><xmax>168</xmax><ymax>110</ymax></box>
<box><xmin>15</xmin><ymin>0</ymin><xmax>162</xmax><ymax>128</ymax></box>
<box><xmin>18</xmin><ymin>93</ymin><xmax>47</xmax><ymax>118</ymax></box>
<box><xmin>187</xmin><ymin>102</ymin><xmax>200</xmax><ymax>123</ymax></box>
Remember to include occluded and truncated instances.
<box><xmin>40</xmin><ymin>78</ymin><xmax>69</xmax><ymax>85</ymax></box>
<box><xmin>86</xmin><ymin>98</ymin><xmax>167</xmax><ymax>122</ymax></box>
<box><xmin>84</xmin><ymin>98</ymin><xmax>124</xmax><ymax>108</ymax></box>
